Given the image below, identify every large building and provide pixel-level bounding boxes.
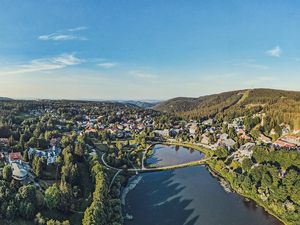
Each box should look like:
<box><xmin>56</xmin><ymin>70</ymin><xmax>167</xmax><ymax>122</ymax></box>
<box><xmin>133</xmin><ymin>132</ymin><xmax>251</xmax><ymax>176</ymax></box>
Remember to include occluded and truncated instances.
<box><xmin>8</xmin><ymin>152</ymin><xmax>22</xmax><ymax>163</ymax></box>
<box><xmin>11</xmin><ymin>161</ymin><xmax>28</xmax><ymax>181</ymax></box>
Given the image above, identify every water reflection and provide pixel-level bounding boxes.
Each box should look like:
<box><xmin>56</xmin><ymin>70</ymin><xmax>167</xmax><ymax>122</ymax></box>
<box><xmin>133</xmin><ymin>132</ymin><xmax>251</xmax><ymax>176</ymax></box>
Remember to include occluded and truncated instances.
<box><xmin>125</xmin><ymin>165</ymin><xmax>283</xmax><ymax>225</ymax></box>
<box><xmin>146</xmin><ymin>144</ymin><xmax>204</xmax><ymax>167</ymax></box>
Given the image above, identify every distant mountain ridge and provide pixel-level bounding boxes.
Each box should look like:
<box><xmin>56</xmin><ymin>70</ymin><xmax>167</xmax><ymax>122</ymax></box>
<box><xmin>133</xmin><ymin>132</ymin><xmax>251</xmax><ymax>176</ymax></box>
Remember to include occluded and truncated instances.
<box><xmin>119</xmin><ymin>100</ymin><xmax>160</xmax><ymax>108</ymax></box>
<box><xmin>154</xmin><ymin>90</ymin><xmax>244</xmax><ymax>117</ymax></box>
<box><xmin>154</xmin><ymin>88</ymin><xmax>300</xmax><ymax>129</ymax></box>
<box><xmin>0</xmin><ymin>97</ymin><xmax>13</xmax><ymax>101</ymax></box>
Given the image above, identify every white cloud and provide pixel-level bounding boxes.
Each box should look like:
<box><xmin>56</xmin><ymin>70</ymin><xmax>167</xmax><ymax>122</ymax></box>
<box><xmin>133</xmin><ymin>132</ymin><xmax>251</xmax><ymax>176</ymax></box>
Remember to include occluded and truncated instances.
<box><xmin>129</xmin><ymin>70</ymin><xmax>157</xmax><ymax>79</ymax></box>
<box><xmin>0</xmin><ymin>53</ymin><xmax>83</xmax><ymax>76</ymax></box>
<box><xmin>67</xmin><ymin>26</ymin><xmax>88</xmax><ymax>32</ymax></box>
<box><xmin>38</xmin><ymin>26</ymin><xmax>88</xmax><ymax>41</ymax></box>
<box><xmin>238</xmin><ymin>63</ymin><xmax>269</xmax><ymax>70</ymax></box>
<box><xmin>97</xmin><ymin>62</ymin><xmax>117</xmax><ymax>69</ymax></box>
<box><xmin>266</xmin><ymin>46</ymin><xmax>282</xmax><ymax>57</ymax></box>
<box><xmin>52</xmin><ymin>53</ymin><xmax>83</xmax><ymax>65</ymax></box>
<box><xmin>38</xmin><ymin>34</ymin><xmax>87</xmax><ymax>41</ymax></box>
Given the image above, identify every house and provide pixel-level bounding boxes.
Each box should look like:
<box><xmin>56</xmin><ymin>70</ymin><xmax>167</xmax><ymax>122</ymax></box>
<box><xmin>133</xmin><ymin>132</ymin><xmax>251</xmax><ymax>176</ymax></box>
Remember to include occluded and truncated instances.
<box><xmin>189</xmin><ymin>124</ymin><xmax>198</xmax><ymax>135</ymax></box>
<box><xmin>116</xmin><ymin>130</ymin><xmax>124</xmax><ymax>138</ymax></box>
<box><xmin>228</xmin><ymin>117</ymin><xmax>244</xmax><ymax>130</ymax></box>
<box><xmin>240</xmin><ymin>134</ymin><xmax>253</xmax><ymax>142</ymax></box>
<box><xmin>55</xmin><ymin>125</ymin><xmax>63</xmax><ymax>130</ymax></box>
<box><xmin>259</xmin><ymin>134</ymin><xmax>272</xmax><ymax>144</ymax></box>
<box><xmin>9</xmin><ymin>152</ymin><xmax>22</xmax><ymax>163</ymax></box>
<box><xmin>137</xmin><ymin>124</ymin><xmax>145</xmax><ymax>130</ymax></box>
<box><xmin>273</xmin><ymin>139</ymin><xmax>296</xmax><ymax>149</ymax></box>
<box><xmin>50</xmin><ymin>138</ymin><xmax>60</xmax><ymax>147</ymax></box>
<box><xmin>28</xmin><ymin>146</ymin><xmax>61</xmax><ymax>165</ymax></box>
<box><xmin>169</xmin><ymin>129</ymin><xmax>179</xmax><ymax>138</ymax></box>
<box><xmin>202</xmin><ymin>119</ymin><xmax>213</xmax><ymax>126</ymax></box>
<box><xmin>280</xmin><ymin>124</ymin><xmax>291</xmax><ymax>136</ymax></box>
<box><xmin>0</xmin><ymin>138</ymin><xmax>9</xmax><ymax>146</ymax></box>
<box><xmin>0</xmin><ymin>152</ymin><xmax>5</xmax><ymax>160</ymax></box>
<box><xmin>89</xmin><ymin>149</ymin><xmax>97</xmax><ymax>157</ymax></box>
<box><xmin>46</xmin><ymin>146</ymin><xmax>61</xmax><ymax>165</ymax></box>
<box><xmin>117</xmin><ymin>124</ymin><xmax>124</xmax><ymax>130</ymax></box>
<box><xmin>219</xmin><ymin>133</ymin><xmax>229</xmax><ymax>140</ymax></box>
<box><xmin>85</xmin><ymin>128</ymin><xmax>97</xmax><ymax>135</ymax></box>
<box><xmin>124</xmin><ymin>131</ymin><xmax>132</xmax><ymax>138</ymax></box>
<box><xmin>209</xmin><ymin>127</ymin><xmax>216</xmax><ymax>134</ymax></box>
<box><xmin>154</xmin><ymin>129</ymin><xmax>170</xmax><ymax>137</ymax></box>
<box><xmin>280</xmin><ymin>135</ymin><xmax>300</xmax><ymax>146</ymax></box>
<box><xmin>237</xmin><ymin>129</ymin><xmax>246</xmax><ymax>136</ymax></box>
<box><xmin>239</xmin><ymin>142</ymin><xmax>255</xmax><ymax>156</ymax></box>
<box><xmin>232</xmin><ymin>142</ymin><xmax>255</xmax><ymax>162</ymax></box>
<box><xmin>200</xmin><ymin>134</ymin><xmax>210</xmax><ymax>145</ymax></box>
<box><xmin>222</xmin><ymin>138</ymin><xmax>236</xmax><ymax>150</ymax></box>
<box><xmin>293</xmin><ymin>130</ymin><xmax>300</xmax><ymax>135</ymax></box>
<box><xmin>270</xmin><ymin>129</ymin><xmax>276</xmax><ymax>136</ymax></box>
<box><xmin>11</xmin><ymin>161</ymin><xmax>28</xmax><ymax>181</ymax></box>
<box><xmin>28</xmin><ymin>148</ymin><xmax>47</xmax><ymax>160</ymax></box>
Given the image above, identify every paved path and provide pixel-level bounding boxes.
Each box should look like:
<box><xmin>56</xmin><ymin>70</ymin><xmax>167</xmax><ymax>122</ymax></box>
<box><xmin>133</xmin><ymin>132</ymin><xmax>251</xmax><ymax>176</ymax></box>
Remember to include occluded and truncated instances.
<box><xmin>141</xmin><ymin>143</ymin><xmax>157</xmax><ymax>169</ymax></box>
<box><xmin>100</xmin><ymin>142</ymin><xmax>212</xmax><ymax>190</ymax></box>
<box><xmin>109</xmin><ymin>170</ymin><xmax>122</xmax><ymax>190</ymax></box>
<box><xmin>101</xmin><ymin>153</ymin><xmax>211</xmax><ymax>173</ymax></box>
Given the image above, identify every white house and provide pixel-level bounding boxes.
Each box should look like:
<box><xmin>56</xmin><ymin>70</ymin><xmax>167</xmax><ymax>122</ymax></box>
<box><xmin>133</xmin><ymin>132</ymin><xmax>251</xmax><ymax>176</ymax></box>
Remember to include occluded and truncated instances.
<box><xmin>28</xmin><ymin>146</ymin><xmax>61</xmax><ymax>165</ymax></box>
<box><xmin>11</xmin><ymin>161</ymin><xmax>28</xmax><ymax>181</ymax></box>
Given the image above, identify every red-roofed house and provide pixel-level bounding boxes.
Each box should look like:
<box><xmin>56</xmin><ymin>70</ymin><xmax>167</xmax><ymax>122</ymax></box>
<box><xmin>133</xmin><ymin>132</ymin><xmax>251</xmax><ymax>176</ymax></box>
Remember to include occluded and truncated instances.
<box><xmin>274</xmin><ymin>140</ymin><xmax>296</xmax><ymax>149</ymax></box>
<box><xmin>281</xmin><ymin>136</ymin><xmax>300</xmax><ymax>146</ymax></box>
<box><xmin>9</xmin><ymin>152</ymin><xmax>22</xmax><ymax>163</ymax></box>
<box><xmin>240</xmin><ymin>134</ymin><xmax>253</xmax><ymax>142</ymax></box>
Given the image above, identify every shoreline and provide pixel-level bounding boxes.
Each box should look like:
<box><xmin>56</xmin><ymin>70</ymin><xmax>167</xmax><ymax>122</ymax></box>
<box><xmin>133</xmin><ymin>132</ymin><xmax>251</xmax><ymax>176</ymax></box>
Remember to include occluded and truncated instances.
<box><xmin>206</xmin><ymin>162</ymin><xmax>288</xmax><ymax>225</ymax></box>
<box><xmin>121</xmin><ymin>175</ymin><xmax>142</xmax><ymax>221</ymax></box>
<box><xmin>162</xmin><ymin>141</ymin><xmax>290</xmax><ymax>225</ymax></box>
<box><xmin>122</xmin><ymin>141</ymin><xmax>291</xmax><ymax>225</ymax></box>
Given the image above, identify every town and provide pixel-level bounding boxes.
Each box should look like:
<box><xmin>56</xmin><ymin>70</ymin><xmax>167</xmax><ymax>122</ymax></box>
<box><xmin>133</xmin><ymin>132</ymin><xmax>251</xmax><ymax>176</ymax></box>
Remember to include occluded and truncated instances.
<box><xmin>1</xmin><ymin>102</ymin><xmax>299</xmax><ymax>184</ymax></box>
<box><xmin>0</xmin><ymin>99</ymin><xmax>299</xmax><ymax>225</ymax></box>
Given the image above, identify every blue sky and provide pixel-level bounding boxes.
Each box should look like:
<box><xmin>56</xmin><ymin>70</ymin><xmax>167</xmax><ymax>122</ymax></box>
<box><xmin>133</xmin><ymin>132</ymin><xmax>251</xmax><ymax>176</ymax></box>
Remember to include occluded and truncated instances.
<box><xmin>0</xmin><ymin>0</ymin><xmax>300</xmax><ymax>100</ymax></box>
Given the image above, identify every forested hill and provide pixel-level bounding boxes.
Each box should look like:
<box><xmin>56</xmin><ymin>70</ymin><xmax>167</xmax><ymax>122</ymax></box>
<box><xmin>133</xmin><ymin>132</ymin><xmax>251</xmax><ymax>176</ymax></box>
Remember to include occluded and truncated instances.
<box><xmin>154</xmin><ymin>90</ymin><xmax>244</xmax><ymax>118</ymax></box>
<box><xmin>119</xmin><ymin>100</ymin><xmax>159</xmax><ymax>108</ymax></box>
<box><xmin>0</xmin><ymin>97</ymin><xmax>13</xmax><ymax>101</ymax></box>
<box><xmin>154</xmin><ymin>88</ymin><xmax>300</xmax><ymax>129</ymax></box>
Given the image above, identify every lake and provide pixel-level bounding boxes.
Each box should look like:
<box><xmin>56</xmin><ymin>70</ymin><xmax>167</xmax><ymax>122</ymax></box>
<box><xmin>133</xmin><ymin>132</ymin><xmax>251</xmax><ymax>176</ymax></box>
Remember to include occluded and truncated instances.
<box><xmin>146</xmin><ymin>144</ymin><xmax>205</xmax><ymax>167</ymax></box>
<box><xmin>124</xmin><ymin>145</ymin><xmax>283</xmax><ymax>225</ymax></box>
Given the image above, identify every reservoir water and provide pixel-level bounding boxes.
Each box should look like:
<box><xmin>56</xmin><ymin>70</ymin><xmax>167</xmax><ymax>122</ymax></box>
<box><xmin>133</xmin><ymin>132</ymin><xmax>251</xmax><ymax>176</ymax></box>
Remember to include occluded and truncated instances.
<box><xmin>124</xmin><ymin>145</ymin><xmax>283</xmax><ymax>225</ymax></box>
<box><xmin>146</xmin><ymin>144</ymin><xmax>205</xmax><ymax>167</ymax></box>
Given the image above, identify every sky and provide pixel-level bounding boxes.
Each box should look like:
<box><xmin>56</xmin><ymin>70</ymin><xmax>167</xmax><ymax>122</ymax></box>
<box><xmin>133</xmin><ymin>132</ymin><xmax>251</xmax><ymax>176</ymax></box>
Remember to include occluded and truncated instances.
<box><xmin>0</xmin><ymin>0</ymin><xmax>300</xmax><ymax>100</ymax></box>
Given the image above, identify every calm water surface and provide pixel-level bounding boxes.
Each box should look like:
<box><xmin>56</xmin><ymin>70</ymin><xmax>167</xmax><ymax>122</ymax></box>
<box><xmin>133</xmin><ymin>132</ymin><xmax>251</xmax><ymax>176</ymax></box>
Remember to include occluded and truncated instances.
<box><xmin>124</xmin><ymin>145</ymin><xmax>283</xmax><ymax>225</ymax></box>
<box><xmin>146</xmin><ymin>144</ymin><xmax>205</xmax><ymax>167</ymax></box>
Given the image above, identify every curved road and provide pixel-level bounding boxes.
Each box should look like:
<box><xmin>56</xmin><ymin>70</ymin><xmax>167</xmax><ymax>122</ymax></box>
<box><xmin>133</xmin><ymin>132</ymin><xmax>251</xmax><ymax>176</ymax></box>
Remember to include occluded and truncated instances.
<box><xmin>100</xmin><ymin>142</ymin><xmax>212</xmax><ymax>190</ymax></box>
<box><xmin>101</xmin><ymin>153</ymin><xmax>211</xmax><ymax>173</ymax></box>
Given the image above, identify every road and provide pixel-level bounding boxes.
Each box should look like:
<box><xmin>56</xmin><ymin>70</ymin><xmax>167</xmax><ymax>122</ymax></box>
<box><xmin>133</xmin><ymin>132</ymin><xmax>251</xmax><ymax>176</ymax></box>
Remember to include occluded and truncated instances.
<box><xmin>101</xmin><ymin>153</ymin><xmax>211</xmax><ymax>173</ymax></box>
<box><xmin>100</xmin><ymin>142</ymin><xmax>212</xmax><ymax>190</ymax></box>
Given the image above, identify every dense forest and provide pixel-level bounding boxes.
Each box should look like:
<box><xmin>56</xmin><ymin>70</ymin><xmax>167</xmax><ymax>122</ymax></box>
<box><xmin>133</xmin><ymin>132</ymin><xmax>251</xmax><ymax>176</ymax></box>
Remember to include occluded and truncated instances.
<box><xmin>209</xmin><ymin>146</ymin><xmax>300</xmax><ymax>225</ymax></box>
<box><xmin>154</xmin><ymin>90</ymin><xmax>243</xmax><ymax>119</ymax></box>
<box><xmin>0</xmin><ymin>96</ymin><xmax>299</xmax><ymax>225</ymax></box>
<box><xmin>155</xmin><ymin>89</ymin><xmax>300</xmax><ymax>129</ymax></box>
